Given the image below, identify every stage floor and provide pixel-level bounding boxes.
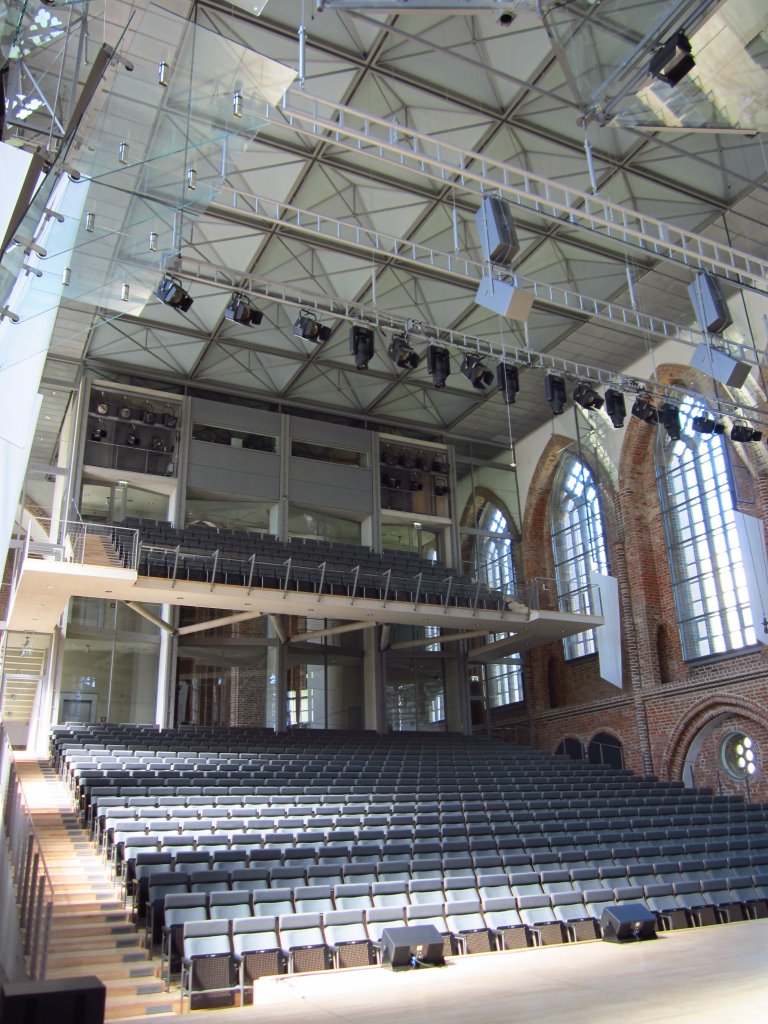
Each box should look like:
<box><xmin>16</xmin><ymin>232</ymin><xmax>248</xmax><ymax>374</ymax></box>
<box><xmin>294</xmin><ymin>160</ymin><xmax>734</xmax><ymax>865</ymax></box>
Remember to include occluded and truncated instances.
<box><xmin>121</xmin><ymin>917</ymin><xmax>768</xmax><ymax>1023</ymax></box>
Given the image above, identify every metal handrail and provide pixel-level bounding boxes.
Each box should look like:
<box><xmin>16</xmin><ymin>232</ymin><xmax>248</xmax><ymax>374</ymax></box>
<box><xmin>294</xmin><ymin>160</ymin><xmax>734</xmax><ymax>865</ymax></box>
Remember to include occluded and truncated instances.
<box><xmin>0</xmin><ymin>717</ymin><xmax>55</xmax><ymax>979</ymax></box>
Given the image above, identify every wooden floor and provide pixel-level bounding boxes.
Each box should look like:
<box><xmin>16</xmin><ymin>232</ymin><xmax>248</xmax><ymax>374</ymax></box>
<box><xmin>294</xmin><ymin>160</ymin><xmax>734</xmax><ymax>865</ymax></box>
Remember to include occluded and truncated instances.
<box><xmin>14</xmin><ymin>756</ymin><xmax>768</xmax><ymax>1023</ymax></box>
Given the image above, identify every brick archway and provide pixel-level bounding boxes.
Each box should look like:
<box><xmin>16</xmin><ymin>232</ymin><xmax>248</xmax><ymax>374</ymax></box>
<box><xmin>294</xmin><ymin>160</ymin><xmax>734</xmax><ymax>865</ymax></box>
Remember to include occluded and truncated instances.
<box><xmin>664</xmin><ymin>693</ymin><xmax>768</xmax><ymax>781</ymax></box>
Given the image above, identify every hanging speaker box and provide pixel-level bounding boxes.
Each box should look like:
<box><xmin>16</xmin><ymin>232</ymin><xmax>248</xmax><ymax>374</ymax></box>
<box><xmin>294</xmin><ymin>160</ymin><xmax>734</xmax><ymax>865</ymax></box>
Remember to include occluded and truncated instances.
<box><xmin>475</xmin><ymin>273</ymin><xmax>534</xmax><ymax>322</ymax></box>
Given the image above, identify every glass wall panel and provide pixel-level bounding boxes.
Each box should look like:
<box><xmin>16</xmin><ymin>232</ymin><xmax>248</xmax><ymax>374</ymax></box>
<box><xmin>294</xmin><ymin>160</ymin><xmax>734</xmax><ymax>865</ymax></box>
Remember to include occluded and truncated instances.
<box><xmin>185</xmin><ymin>494</ymin><xmax>274</xmax><ymax>533</ymax></box>
<box><xmin>385</xmin><ymin>658</ymin><xmax>446</xmax><ymax>732</ymax></box>
<box><xmin>58</xmin><ymin>636</ymin><xmax>158</xmax><ymax>724</ymax></box>
<box><xmin>288</xmin><ymin>506</ymin><xmax>362</xmax><ymax>544</ymax></box>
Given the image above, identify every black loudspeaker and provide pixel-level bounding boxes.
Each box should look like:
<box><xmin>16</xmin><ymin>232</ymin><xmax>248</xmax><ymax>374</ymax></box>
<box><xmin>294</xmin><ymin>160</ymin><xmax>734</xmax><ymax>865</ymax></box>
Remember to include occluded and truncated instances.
<box><xmin>687</xmin><ymin>271</ymin><xmax>732</xmax><ymax>335</ymax></box>
<box><xmin>475</xmin><ymin>194</ymin><xmax>519</xmax><ymax>267</ymax></box>
<box><xmin>600</xmin><ymin>904</ymin><xmax>657</xmax><ymax>943</ymax></box>
<box><xmin>0</xmin><ymin>977</ymin><xmax>106</xmax><ymax>1024</ymax></box>
<box><xmin>380</xmin><ymin>925</ymin><xmax>445</xmax><ymax>969</ymax></box>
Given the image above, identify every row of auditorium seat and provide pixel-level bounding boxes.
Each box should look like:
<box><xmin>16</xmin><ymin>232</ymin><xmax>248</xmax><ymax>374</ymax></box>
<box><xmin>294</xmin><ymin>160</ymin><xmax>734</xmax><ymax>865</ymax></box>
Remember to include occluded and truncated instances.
<box><xmin>54</xmin><ymin>724</ymin><xmax>768</xmax><ymax>1008</ymax></box>
<box><xmin>164</xmin><ymin>870</ymin><xmax>768</xmax><ymax>1008</ymax></box>
<box><xmin>111</xmin><ymin>518</ymin><xmax>504</xmax><ymax>609</ymax></box>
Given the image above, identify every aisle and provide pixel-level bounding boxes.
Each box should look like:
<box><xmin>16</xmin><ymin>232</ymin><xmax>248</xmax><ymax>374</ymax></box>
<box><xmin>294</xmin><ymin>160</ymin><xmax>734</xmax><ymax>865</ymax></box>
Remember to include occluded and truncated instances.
<box><xmin>14</xmin><ymin>756</ymin><xmax>177</xmax><ymax>1020</ymax></box>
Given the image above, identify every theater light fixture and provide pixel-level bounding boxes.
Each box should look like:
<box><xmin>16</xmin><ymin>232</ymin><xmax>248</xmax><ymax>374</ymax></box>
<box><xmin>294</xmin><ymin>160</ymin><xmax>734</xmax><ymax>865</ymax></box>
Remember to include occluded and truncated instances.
<box><xmin>225</xmin><ymin>294</ymin><xmax>264</xmax><ymax>326</ymax></box>
<box><xmin>658</xmin><ymin>402</ymin><xmax>681</xmax><ymax>441</ymax></box>
<box><xmin>427</xmin><ymin>345</ymin><xmax>450</xmax><ymax>388</ymax></box>
<box><xmin>460</xmin><ymin>354</ymin><xmax>494</xmax><ymax>391</ymax></box>
<box><xmin>90</xmin><ymin>427</ymin><xmax>107</xmax><ymax>441</ymax></box>
<box><xmin>155</xmin><ymin>275</ymin><xmax>193</xmax><ymax>312</ymax></box>
<box><xmin>731</xmin><ymin>423</ymin><xmax>762</xmax><ymax>443</ymax></box>
<box><xmin>350</xmin><ymin>325</ymin><xmax>375</xmax><ymax>370</ymax></box>
<box><xmin>496</xmin><ymin>362</ymin><xmax>519</xmax><ymax>405</ymax></box>
<box><xmin>388</xmin><ymin>333</ymin><xmax>420</xmax><ymax>370</ymax></box>
<box><xmin>692</xmin><ymin>415</ymin><xmax>725</xmax><ymax>436</ymax></box>
<box><xmin>573</xmin><ymin>382</ymin><xmax>604</xmax><ymax>411</ymax></box>
<box><xmin>649</xmin><ymin>30</ymin><xmax>695</xmax><ymax>87</ymax></box>
<box><xmin>294</xmin><ymin>309</ymin><xmax>331</xmax><ymax>343</ymax></box>
<box><xmin>631</xmin><ymin>396</ymin><xmax>658</xmax><ymax>424</ymax></box>
<box><xmin>545</xmin><ymin>374</ymin><xmax>566</xmax><ymax>415</ymax></box>
<box><xmin>605</xmin><ymin>389</ymin><xmax>626</xmax><ymax>428</ymax></box>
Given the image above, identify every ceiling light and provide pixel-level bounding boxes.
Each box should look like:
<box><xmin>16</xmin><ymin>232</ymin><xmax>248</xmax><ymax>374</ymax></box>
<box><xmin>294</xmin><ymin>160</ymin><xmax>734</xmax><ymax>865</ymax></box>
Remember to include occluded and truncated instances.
<box><xmin>658</xmin><ymin>402</ymin><xmax>681</xmax><ymax>441</ymax></box>
<box><xmin>692</xmin><ymin>415</ymin><xmax>725</xmax><ymax>435</ymax></box>
<box><xmin>427</xmin><ymin>345</ymin><xmax>450</xmax><ymax>388</ymax></box>
<box><xmin>604</xmin><ymin>388</ymin><xmax>626</xmax><ymax>428</ymax></box>
<box><xmin>496</xmin><ymin>362</ymin><xmax>519</xmax><ymax>405</ymax></box>
<box><xmin>573</xmin><ymin>382</ymin><xmax>604</xmax><ymax>410</ymax></box>
<box><xmin>294</xmin><ymin>309</ymin><xmax>331</xmax><ymax>343</ymax></box>
<box><xmin>388</xmin><ymin>333</ymin><xmax>420</xmax><ymax>370</ymax></box>
<box><xmin>649</xmin><ymin>31</ymin><xmax>695</xmax><ymax>87</ymax></box>
<box><xmin>460</xmin><ymin>354</ymin><xmax>494</xmax><ymax>391</ymax></box>
<box><xmin>155</xmin><ymin>275</ymin><xmax>193</xmax><ymax>312</ymax></box>
<box><xmin>545</xmin><ymin>374</ymin><xmax>566</xmax><ymax>415</ymax></box>
<box><xmin>350</xmin><ymin>325</ymin><xmax>375</xmax><ymax>370</ymax></box>
<box><xmin>730</xmin><ymin>423</ymin><xmax>762</xmax><ymax>443</ymax></box>
<box><xmin>225</xmin><ymin>294</ymin><xmax>264</xmax><ymax>326</ymax></box>
<box><xmin>631</xmin><ymin>396</ymin><xmax>658</xmax><ymax>424</ymax></box>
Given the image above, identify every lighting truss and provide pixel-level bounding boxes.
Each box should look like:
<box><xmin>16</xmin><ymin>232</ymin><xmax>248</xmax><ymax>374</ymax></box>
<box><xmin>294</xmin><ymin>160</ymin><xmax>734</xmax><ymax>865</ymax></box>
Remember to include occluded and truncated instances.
<box><xmin>169</xmin><ymin>253</ymin><xmax>768</xmax><ymax>432</ymax></box>
<box><xmin>267</xmin><ymin>89</ymin><xmax>768</xmax><ymax>291</ymax></box>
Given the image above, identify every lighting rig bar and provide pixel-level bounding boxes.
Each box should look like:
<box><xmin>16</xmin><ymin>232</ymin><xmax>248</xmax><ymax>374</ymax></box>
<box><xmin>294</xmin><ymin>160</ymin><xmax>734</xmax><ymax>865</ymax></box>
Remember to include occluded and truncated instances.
<box><xmin>261</xmin><ymin>89</ymin><xmax>768</xmax><ymax>292</ymax></box>
<box><xmin>170</xmin><ymin>253</ymin><xmax>768</xmax><ymax>430</ymax></box>
<box><xmin>211</xmin><ymin>186</ymin><xmax>753</xmax><ymax>362</ymax></box>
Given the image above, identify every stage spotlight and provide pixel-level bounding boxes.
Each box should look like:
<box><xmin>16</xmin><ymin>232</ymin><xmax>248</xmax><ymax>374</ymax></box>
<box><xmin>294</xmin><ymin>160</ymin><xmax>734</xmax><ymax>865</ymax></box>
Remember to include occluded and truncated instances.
<box><xmin>731</xmin><ymin>423</ymin><xmax>762</xmax><ymax>443</ymax></box>
<box><xmin>460</xmin><ymin>354</ymin><xmax>494</xmax><ymax>391</ymax></box>
<box><xmin>545</xmin><ymin>374</ymin><xmax>566</xmax><ymax>415</ymax></box>
<box><xmin>125</xmin><ymin>433</ymin><xmax>141</xmax><ymax>447</ymax></box>
<box><xmin>388</xmin><ymin>333</ymin><xmax>420</xmax><ymax>370</ymax></box>
<box><xmin>496</xmin><ymin>362</ymin><xmax>519</xmax><ymax>405</ymax></box>
<box><xmin>605</xmin><ymin>389</ymin><xmax>626</xmax><ymax>428</ymax></box>
<box><xmin>90</xmin><ymin>427</ymin><xmax>107</xmax><ymax>442</ymax></box>
<box><xmin>573</xmin><ymin>382</ymin><xmax>604</xmax><ymax>411</ymax></box>
<box><xmin>225</xmin><ymin>294</ymin><xmax>263</xmax><ymax>326</ymax></box>
<box><xmin>350</xmin><ymin>325</ymin><xmax>375</xmax><ymax>370</ymax></box>
<box><xmin>631</xmin><ymin>396</ymin><xmax>658</xmax><ymax>424</ymax></box>
<box><xmin>427</xmin><ymin>345</ymin><xmax>450</xmax><ymax>388</ymax></box>
<box><xmin>649</xmin><ymin>30</ymin><xmax>695</xmax><ymax>87</ymax></box>
<box><xmin>294</xmin><ymin>309</ymin><xmax>331</xmax><ymax>343</ymax></box>
<box><xmin>692</xmin><ymin>415</ymin><xmax>725</xmax><ymax>435</ymax></box>
<box><xmin>155</xmin><ymin>275</ymin><xmax>193</xmax><ymax>312</ymax></box>
<box><xmin>658</xmin><ymin>402</ymin><xmax>681</xmax><ymax>441</ymax></box>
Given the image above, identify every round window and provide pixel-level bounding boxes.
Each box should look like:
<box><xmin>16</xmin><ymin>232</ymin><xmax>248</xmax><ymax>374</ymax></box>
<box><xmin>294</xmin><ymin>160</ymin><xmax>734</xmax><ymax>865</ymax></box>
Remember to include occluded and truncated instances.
<box><xmin>721</xmin><ymin>732</ymin><xmax>757</xmax><ymax>779</ymax></box>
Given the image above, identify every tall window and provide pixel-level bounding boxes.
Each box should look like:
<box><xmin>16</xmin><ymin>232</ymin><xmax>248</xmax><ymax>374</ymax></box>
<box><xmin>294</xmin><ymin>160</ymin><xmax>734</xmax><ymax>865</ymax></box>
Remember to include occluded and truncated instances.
<box><xmin>479</xmin><ymin>503</ymin><xmax>515</xmax><ymax>595</ymax></box>
<box><xmin>660</xmin><ymin>395</ymin><xmax>755</xmax><ymax>659</ymax></box>
<box><xmin>551</xmin><ymin>455</ymin><xmax>608</xmax><ymax>659</ymax></box>
<box><xmin>475</xmin><ymin>499</ymin><xmax>523</xmax><ymax>706</ymax></box>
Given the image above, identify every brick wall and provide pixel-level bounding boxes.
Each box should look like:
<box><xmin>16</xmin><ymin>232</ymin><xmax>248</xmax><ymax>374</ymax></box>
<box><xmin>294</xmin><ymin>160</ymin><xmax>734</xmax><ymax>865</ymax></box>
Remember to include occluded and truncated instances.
<box><xmin>519</xmin><ymin>366</ymin><xmax>768</xmax><ymax>801</ymax></box>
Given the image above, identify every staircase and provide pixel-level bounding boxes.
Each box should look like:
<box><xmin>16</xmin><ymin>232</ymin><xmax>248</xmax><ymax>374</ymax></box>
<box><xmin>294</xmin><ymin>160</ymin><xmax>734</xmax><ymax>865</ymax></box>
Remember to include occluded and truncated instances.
<box><xmin>13</xmin><ymin>757</ymin><xmax>177</xmax><ymax>1020</ymax></box>
<box><xmin>83</xmin><ymin>532</ymin><xmax>124</xmax><ymax>569</ymax></box>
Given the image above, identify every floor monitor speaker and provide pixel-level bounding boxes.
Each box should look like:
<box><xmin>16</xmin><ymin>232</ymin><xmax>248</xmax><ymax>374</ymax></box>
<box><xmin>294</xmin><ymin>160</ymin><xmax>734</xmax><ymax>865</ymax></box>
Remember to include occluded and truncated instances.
<box><xmin>600</xmin><ymin>904</ymin><xmax>657</xmax><ymax>943</ymax></box>
<box><xmin>380</xmin><ymin>925</ymin><xmax>445</xmax><ymax>969</ymax></box>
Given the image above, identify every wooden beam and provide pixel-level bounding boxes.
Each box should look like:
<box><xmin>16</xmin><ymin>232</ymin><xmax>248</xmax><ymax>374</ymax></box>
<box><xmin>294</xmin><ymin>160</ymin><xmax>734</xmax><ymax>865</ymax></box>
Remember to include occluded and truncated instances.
<box><xmin>176</xmin><ymin>610</ymin><xmax>264</xmax><ymax>637</ymax></box>
<box><xmin>289</xmin><ymin>620</ymin><xmax>373</xmax><ymax>644</ymax></box>
<box><xmin>269</xmin><ymin>614</ymin><xmax>288</xmax><ymax>644</ymax></box>
<box><xmin>123</xmin><ymin>601</ymin><xmax>175</xmax><ymax>634</ymax></box>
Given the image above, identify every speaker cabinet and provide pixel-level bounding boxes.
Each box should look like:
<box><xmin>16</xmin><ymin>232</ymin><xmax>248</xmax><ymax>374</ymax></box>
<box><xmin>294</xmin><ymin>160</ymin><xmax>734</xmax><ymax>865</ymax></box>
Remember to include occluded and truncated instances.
<box><xmin>600</xmin><ymin>904</ymin><xmax>657</xmax><ymax>943</ymax></box>
<box><xmin>691</xmin><ymin>342</ymin><xmax>750</xmax><ymax>389</ymax></box>
<box><xmin>0</xmin><ymin>977</ymin><xmax>106</xmax><ymax>1024</ymax></box>
<box><xmin>475</xmin><ymin>195</ymin><xmax>519</xmax><ymax>267</ymax></box>
<box><xmin>475</xmin><ymin>274</ymin><xmax>534</xmax><ymax>321</ymax></box>
<box><xmin>380</xmin><ymin>925</ymin><xmax>445</xmax><ymax>969</ymax></box>
<box><xmin>688</xmin><ymin>271</ymin><xmax>732</xmax><ymax>334</ymax></box>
